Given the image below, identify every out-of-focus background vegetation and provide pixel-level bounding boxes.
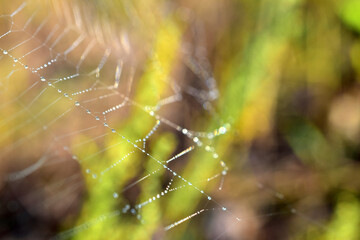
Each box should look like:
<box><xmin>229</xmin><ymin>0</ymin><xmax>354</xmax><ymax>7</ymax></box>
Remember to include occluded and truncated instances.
<box><xmin>0</xmin><ymin>0</ymin><xmax>360</xmax><ymax>239</ymax></box>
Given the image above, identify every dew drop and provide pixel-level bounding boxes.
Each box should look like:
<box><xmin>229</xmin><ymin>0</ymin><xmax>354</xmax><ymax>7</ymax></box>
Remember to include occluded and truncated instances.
<box><xmin>40</xmin><ymin>76</ymin><xmax>46</xmax><ymax>82</ymax></box>
<box><xmin>95</xmin><ymin>116</ymin><xmax>100</xmax><ymax>120</ymax></box>
<box><xmin>96</xmin><ymin>68</ymin><xmax>100</xmax><ymax>78</ymax></box>
<box><xmin>276</xmin><ymin>192</ymin><xmax>284</xmax><ymax>199</ymax></box>
<box><xmin>24</xmin><ymin>65</ymin><xmax>28</xmax><ymax>69</ymax></box>
<box><xmin>13</xmin><ymin>58</ymin><xmax>18</xmax><ymax>63</ymax></box>
<box><xmin>75</xmin><ymin>101</ymin><xmax>80</xmax><ymax>106</ymax></box>
<box><xmin>219</xmin><ymin>126</ymin><xmax>227</xmax><ymax>134</ymax></box>
<box><xmin>113</xmin><ymin>192</ymin><xmax>119</xmax><ymax>198</ymax></box>
<box><xmin>3</xmin><ymin>50</ymin><xmax>8</xmax><ymax>54</ymax></box>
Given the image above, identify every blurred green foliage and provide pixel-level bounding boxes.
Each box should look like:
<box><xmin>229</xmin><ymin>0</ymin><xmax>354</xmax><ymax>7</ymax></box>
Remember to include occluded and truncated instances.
<box><xmin>0</xmin><ymin>0</ymin><xmax>360</xmax><ymax>239</ymax></box>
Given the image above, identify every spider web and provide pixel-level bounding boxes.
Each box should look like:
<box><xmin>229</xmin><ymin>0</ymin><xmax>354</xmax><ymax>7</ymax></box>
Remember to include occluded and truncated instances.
<box><xmin>0</xmin><ymin>1</ymin><xmax>327</xmax><ymax>240</ymax></box>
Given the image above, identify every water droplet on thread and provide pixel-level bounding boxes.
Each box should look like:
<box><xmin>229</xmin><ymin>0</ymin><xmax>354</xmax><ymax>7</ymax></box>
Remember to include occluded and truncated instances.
<box><xmin>219</xmin><ymin>126</ymin><xmax>227</xmax><ymax>134</ymax></box>
<box><xmin>96</xmin><ymin>68</ymin><xmax>100</xmax><ymax>78</ymax></box>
